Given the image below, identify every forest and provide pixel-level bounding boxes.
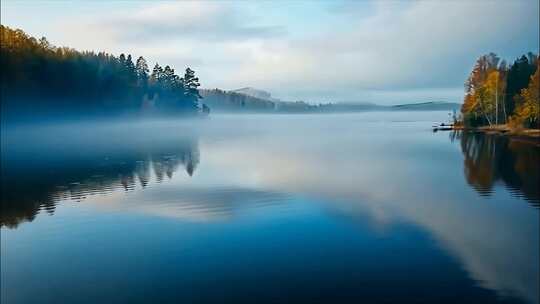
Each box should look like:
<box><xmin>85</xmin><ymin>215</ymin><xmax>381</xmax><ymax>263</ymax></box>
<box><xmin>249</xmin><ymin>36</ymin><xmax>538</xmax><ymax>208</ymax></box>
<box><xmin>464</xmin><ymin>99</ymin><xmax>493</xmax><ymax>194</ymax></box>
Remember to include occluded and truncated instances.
<box><xmin>460</xmin><ymin>52</ymin><xmax>539</xmax><ymax>128</ymax></box>
<box><xmin>0</xmin><ymin>25</ymin><xmax>205</xmax><ymax>120</ymax></box>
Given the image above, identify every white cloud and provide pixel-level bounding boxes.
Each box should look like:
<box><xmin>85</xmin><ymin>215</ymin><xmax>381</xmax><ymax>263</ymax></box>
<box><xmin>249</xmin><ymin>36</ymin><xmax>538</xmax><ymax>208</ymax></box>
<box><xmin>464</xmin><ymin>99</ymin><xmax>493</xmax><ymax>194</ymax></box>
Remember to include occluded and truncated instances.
<box><xmin>220</xmin><ymin>0</ymin><xmax>538</xmax><ymax>102</ymax></box>
<box><xmin>102</xmin><ymin>2</ymin><xmax>285</xmax><ymax>43</ymax></box>
<box><xmin>7</xmin><ymin>0</ymin><xmax>538</xmax><ymax>104</ymax></box>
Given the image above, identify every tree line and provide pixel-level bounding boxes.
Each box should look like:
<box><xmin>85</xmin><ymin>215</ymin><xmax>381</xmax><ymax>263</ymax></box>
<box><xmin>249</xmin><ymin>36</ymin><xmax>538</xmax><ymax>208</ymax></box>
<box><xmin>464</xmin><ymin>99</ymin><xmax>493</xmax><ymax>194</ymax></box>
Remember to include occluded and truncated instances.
<box><xmin>0</xmin><ymin>25</ymin><xmax>205</xmax><ymax>119</ymax></box>
<box><xmin>460</xmin><ymin>52</ymin><xmax>539</xmax><ymax>128</ymax></box>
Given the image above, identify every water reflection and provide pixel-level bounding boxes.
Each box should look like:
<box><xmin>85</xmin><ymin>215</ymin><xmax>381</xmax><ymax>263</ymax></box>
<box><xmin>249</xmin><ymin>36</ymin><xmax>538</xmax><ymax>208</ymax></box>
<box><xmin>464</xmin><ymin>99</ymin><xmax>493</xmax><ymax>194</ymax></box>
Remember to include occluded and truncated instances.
<box><xmin>452</xmin><ymin>131</ymin><xmax>540</xmax><ymax>207</ymax></box>
<box><xmin>1</xmin><ymin>114</ymin><xmax>538</xmax><ymax>304</ymax></box>
<box><xmin>1</xmin><ymin>122</ymin><xmax>200</xmax><ymax>228</ymax></box>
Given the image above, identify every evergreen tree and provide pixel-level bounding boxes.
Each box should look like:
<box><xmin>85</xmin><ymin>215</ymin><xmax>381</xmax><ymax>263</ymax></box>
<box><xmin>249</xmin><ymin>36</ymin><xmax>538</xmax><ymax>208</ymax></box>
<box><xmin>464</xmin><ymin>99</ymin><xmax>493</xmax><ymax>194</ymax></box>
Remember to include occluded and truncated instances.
<box><xmin>505</xmin><ymin>55</ymin><xmax>537</xmax><ymax>115</ymax></box>
<box><xmin>162</xmin><ymin>65</ymin><xmax>176</xmax><ymax>89</ymax></box>
<box><xmin>119</xmin><ymin>53</ymin><xmax>126</xmax><ymax>66</ymax></box>
<box><xmin>512</xmin><ymin>61</ymin><xmax>540</xmax><ymax>128</ymax></box>
<box><xmin>125</xmin><ymin>54</ymin><xmax>137</xmax><ymax>85</ymax></box>
<box><xmin>182</xmin><ymin>68</ymin><xmax>202</xmax><ymax>103</ymax></box>
<box><xmin>135</xmin><ymin>56</ymin><xmax>149</xmax><ymax>86</ymax></box>
<box><xmin>126</xmin><ymin>54</ymin><xmax>135</xmax><ymax>73</ymax></box>
<box><xmin>151</xmin><ymin>63</ymin><xmax>163</xmax><ymax>85</ymax></box>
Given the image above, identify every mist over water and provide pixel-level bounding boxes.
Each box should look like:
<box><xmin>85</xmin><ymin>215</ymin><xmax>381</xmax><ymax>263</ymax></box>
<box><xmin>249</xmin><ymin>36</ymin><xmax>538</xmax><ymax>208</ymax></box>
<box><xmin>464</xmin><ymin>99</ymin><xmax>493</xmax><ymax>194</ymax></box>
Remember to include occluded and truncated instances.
<box><xmin>1</xmin><ymin>112</ymin><xmax>539</xmax><ymax>304</ymax></box>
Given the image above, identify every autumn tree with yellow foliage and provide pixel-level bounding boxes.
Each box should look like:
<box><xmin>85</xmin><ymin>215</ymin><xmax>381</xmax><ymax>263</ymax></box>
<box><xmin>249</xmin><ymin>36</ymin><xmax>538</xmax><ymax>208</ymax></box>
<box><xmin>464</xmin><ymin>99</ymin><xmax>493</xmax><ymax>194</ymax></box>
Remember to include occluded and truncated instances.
<box><xmin>461</xmin><ymin>53</ymin><xmax>505</xmax><ymax>126</ymax></box>
<box><xmin>461</xmin><ymin>53</ymin><xmax>538</xmax><ymax>129</ymax></box>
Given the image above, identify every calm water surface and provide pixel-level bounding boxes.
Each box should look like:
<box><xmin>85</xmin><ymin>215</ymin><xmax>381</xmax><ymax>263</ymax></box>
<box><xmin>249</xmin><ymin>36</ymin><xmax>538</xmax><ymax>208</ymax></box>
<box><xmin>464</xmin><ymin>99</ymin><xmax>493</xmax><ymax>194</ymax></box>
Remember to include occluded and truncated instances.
<box><xmin>1</xmin><ymin>112</ymin><xmax>539</xmax><ymax>304</ymax></box>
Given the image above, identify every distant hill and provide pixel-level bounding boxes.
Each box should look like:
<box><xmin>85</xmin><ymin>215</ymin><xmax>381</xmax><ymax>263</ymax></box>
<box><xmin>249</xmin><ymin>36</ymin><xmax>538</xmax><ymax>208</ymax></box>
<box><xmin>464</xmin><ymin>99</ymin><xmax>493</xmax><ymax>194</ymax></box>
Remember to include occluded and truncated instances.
<box><xmin>200</xmin><ymin>88</ymin><xmax>461</xmax><ymax>114</ymax></box>
<box><xmin>232</xmin><ymin>87</ymin><xmax>274</xmax><ymax>100</ymax></box>
<box><xmin>199</xmin><ymin>89</ymin><xmax>275</xmax><ymax>112</ymax></box>
<box><xmin>317</xmin><ymin>102</ymin><xmax>384</xmax><ymax>112</ymax></box>
<box><xmin>391</xmin><ymin>101</ymin><xmax>461</xmax><ymax>111</ymax></box>
<box><xmin>201</xmin><ymin>88</ymin><xmax>329</xmax><ymax>113</ymax></box>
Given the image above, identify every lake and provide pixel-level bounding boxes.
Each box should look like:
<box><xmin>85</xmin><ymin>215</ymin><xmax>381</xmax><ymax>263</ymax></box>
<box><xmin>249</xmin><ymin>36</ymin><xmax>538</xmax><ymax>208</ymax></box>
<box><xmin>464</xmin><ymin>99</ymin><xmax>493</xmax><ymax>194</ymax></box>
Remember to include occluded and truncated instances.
<box><xmin>1</xmin><ymin>112</ymin><xmax>539</xmax><ymax>304</ymax></box>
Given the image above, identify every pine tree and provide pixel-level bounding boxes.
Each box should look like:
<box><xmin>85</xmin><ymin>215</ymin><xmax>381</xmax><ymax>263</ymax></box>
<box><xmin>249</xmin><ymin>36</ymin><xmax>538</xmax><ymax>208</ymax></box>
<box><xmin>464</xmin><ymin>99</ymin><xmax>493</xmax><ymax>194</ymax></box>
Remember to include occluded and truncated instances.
<box><xmin>512</xmin><ymin>62</ymin><xmax>540</xmax><ymax>128</ymax></box>
<box><xmin>162</xmin><ymin>65</ymin><xmax>175</xmax><ymax>89</ymax></box>
<box><xmin>505</xmin><ymin>55</ymin><xmax>537</xmax><ymax>115</ymax></box>
<box><xmin>135</xmin><ymin>56</ymin><xmax>149</xmax><ymax>85</ymax></box>
<box><xmin>119</xmin><ymin>53</ymin><xmax>126</xmax><ymax>66</ymax></box>
<box><xmin>125</xmin><ymin>54</ymin><xmax>136</xmax><ymax>85</ymax></box>
<box><xmin>126</xmin><ymin>54</ymin><xmax>135</xmax><ymax>72</ymax></box>
<box><xmin>151</xmin><ymin>63</ymin><xmax>163</xmax><ymax>85</ymax></box>
<box><xmin>182</xmin><ymin>68</ymin><xmax>202</xmax><ymax>102</ymax></box>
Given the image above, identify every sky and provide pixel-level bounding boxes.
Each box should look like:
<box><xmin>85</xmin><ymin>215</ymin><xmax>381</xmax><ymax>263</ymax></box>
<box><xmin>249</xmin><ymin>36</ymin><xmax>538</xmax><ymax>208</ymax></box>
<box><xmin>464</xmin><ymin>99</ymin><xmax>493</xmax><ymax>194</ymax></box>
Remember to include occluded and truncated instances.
<box><xmin>1</xmin><ymin>0</ymin><xmax>538</xmax><ymax>104</ymax></box>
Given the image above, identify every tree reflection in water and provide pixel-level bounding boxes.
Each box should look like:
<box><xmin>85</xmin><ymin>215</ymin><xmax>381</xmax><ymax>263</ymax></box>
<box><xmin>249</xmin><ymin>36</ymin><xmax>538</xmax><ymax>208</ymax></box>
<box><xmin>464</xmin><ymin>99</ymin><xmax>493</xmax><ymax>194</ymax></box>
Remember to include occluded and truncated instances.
<box><xmin>451</xmin><ymin>131</ymin><xmax>539</xmax><ymax>207</ymax></box>
<box><xmin>1</xmin><ymin>136</ymin><xmax>199</xmax><ymax>228</ymax></box>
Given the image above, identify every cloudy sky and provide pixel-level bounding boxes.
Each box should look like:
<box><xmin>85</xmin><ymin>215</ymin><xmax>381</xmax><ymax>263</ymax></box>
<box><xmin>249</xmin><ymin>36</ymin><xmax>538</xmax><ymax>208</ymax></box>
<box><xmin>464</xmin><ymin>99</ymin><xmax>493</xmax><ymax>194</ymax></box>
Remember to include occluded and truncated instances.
<box><xmin>2</xmin><ymin>0</ymin><xmax>538</xmax><ymax>104</ymax></box>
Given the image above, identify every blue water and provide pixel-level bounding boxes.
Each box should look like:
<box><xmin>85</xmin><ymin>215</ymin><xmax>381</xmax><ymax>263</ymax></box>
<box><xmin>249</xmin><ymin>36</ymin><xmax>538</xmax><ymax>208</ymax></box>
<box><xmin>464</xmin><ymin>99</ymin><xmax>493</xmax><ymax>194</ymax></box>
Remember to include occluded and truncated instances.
<box><xmin>1</xmin><ymin>112</ymin><xmax>539</xmax><ymax>303</ymax></box>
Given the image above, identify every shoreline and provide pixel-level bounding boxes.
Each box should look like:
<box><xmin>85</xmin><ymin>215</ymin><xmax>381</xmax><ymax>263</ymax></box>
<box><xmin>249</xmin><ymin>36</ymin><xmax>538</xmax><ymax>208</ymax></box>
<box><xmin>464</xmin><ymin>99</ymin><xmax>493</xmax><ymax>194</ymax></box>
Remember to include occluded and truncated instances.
<box><xmin>452</xmin><ymin>124</ymin><xmax>540</xmax><ymax>146</ymax></box>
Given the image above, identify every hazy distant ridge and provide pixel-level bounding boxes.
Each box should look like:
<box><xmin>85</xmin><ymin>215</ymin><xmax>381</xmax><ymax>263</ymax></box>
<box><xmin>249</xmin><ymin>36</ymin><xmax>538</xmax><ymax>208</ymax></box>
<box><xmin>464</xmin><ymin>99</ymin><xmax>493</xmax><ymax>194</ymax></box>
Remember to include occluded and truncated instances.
<box><xmin>202</xmin><ymin>87</ymin><xmax>461</xmax><ymax>113</ymax></box>
<box><xmin>232</xmin><ymin>87</ymin><xmax>274</xmax><ymax>100</ymax></box>
<box><xmin>391</xmin><ymin>101</ymin><xmax>461</xmax><ymax>111</ymax></box>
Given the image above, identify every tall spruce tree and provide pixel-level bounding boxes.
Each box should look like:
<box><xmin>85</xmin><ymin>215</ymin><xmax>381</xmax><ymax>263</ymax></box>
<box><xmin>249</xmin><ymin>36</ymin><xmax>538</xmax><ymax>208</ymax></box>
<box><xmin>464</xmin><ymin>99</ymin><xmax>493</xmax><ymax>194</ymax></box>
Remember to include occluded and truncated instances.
<box><xmin>182</xmin><ymin>68</ymin><xmax>202</xmax><ymax>102</ymax></box>
<box><xmin>119</xmin><ymin>53</ymin><xmax>126</xmax><ymax>66</ymax></box>
<box><xmin>135</xmin><ymin>56</ymin><xmax>149</xmax><ymax>86</ymax></box>
<box><xmin>162</xmin><ymin>66</ymin><xmax>176</xmax><ymax>89</ymax></box>
<box><xmin>151</xmin><ymin>63</ymin><xmax>164</xmax><ymax>85</ymax></box>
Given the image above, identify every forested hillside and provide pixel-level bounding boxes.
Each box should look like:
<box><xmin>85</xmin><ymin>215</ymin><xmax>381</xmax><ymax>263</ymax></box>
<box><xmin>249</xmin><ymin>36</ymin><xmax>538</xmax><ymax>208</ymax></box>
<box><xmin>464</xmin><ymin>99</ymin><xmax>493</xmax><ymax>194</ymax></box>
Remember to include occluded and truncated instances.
<box><xmin>0</xmin><ymin>26</ymin><xmax>203</xmax><ymax>120</ymax></box>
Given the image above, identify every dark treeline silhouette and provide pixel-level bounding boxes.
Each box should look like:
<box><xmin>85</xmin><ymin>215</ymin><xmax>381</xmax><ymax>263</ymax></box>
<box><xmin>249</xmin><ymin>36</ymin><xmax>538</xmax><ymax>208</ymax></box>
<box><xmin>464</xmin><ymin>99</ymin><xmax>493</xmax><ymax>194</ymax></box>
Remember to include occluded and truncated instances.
<box><xmin>1</xmin><ymin>132</ymin><xmax>200</xmax><ymax>228</ymax></box>
<box><xmin>0</xmin><ymin>26</ymin><xmax>205</xmax><ymax>120</ymax></box>
<box><xmin>450</xmin><ymin>130</ymin><xmax>539</xmax><ymax>207</ymax></box>
<box><xmin>461</xmin><ymin>52</ymin><xmax>539</xmax><ymax>128</ymax></box>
